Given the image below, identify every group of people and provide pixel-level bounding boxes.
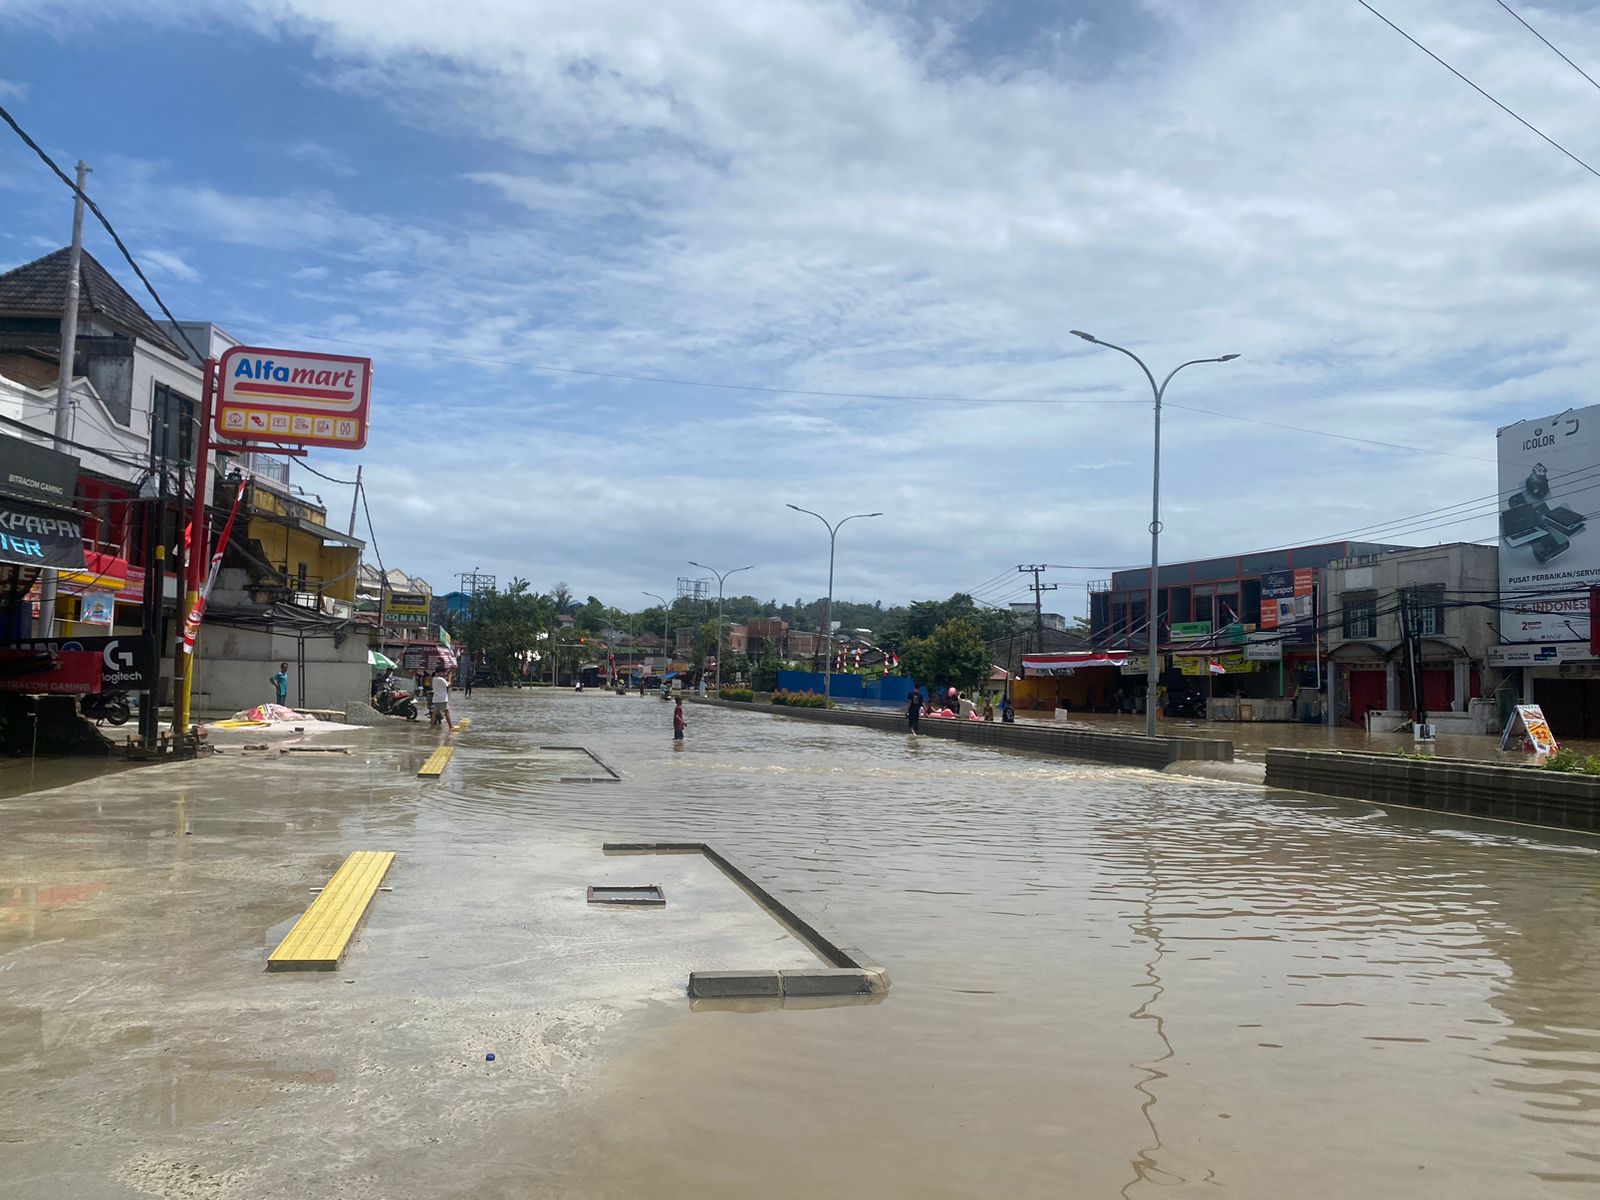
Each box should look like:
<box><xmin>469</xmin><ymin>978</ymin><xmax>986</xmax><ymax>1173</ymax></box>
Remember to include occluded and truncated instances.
<box><xmin>904</xmin><ymin>686</ymin><xmax>1013</xmax><ymax>734</ymax></box>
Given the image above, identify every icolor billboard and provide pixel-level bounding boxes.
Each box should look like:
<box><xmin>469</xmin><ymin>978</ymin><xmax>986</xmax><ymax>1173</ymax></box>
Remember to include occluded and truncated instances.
<box><xmin>216</xmin><ymin>346</ymin><xmax>372</xmax><ymax>449</ymax></box>
<box><xmin>1497</xmin><ymin>405</ymin><xmax>1600</xmax><ymax>645</ymax></box>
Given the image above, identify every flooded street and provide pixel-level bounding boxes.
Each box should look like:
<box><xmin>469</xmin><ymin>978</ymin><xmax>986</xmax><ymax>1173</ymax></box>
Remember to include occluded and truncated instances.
<box><xmin>3</xmin><ymin>690</ymin><xmax>1599</xmax><ymax>1198</ymax></box>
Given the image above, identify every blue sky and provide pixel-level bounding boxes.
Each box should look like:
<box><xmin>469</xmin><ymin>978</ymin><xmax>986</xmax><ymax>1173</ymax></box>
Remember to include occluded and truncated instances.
<box><xmin>5</xmin><ymin>1</ymin><xmax>1600</xmax><ymax>616</ymax></box>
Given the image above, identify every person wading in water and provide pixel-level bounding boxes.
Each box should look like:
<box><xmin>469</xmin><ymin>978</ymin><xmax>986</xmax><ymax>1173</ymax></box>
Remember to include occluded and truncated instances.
<box><xmin>906</xmin><ymin>687</ymin><xmax>922</xmax><ymax>736</ymax></box>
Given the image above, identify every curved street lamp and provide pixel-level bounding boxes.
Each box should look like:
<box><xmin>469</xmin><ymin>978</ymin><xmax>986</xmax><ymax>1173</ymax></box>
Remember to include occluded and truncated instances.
<box><xmin>786</xmin><ymin>504</ymin><xmax>882</xmax><ymax>707</ymax></box>
<box><xmin>642</xmin><ymin>591</ymin><xmax>670</xmax><ymax>655</ymax></box>
<box><xmin>688</xmin><ymin>561</ymin><xmax>755</xmax><ymax>692</ymax></box>
<box><xmin>1070</xmin><ymin>330</ymin><xmax>1239</xmax><ymax>737</ymax></box>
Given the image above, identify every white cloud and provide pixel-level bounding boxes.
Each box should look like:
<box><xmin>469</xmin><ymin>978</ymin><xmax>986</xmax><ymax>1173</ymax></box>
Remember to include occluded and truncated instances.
<box><xmin>8</xmin><ymin>0</ymin><xmax>1600</xmax><ymax>609</ymax></box>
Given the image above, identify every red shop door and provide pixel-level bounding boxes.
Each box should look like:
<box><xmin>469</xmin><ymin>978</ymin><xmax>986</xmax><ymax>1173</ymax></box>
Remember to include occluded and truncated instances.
<box><xmin>1421</xmin><ymin>667</ymin><xmax>1453</xmax><ymax>714</ymax></box>
<box><xmin>1347</xmin><ymin>669</ymin><xmax>1387</xmax><ymax>725</ymax></box>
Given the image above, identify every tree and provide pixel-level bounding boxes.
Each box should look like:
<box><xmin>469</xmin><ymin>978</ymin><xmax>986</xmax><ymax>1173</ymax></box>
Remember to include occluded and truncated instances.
<box><xmin>900</xmin><ymin>616</ymin><xmax>990</xmax><ymax>694</ymax></box>
<box><xmin>455</xmin><ymin>578</ymin><xmax>553</xmax><ymax>684</ymax></box>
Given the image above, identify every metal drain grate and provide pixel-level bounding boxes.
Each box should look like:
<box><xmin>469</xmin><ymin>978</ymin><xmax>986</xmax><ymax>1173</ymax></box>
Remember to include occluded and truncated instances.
<box><xmin>587</xmin><ymin>884</ymin><xmax>666</xmax><ymax>906</ymax></box>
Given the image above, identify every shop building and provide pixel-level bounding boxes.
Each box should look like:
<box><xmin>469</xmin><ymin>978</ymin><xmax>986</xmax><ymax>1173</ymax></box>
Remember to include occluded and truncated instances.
<box><xmin>1324</xmin><ymin>543</ymin><xmax>1502</xmax><ymax>733</ymax></box>
<box><xmin>1083</xmin><ymin>541</ymin><xmax>1405</xmax><ymax>720</ymax></box>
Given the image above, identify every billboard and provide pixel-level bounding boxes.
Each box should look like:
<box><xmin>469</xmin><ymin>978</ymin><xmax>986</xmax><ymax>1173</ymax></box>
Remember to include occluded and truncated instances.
<box><xmin>1497</xmin><ymin>406</ymin><xmax>1600</xmax><ymax>645</ymax></box>
<box><xmin>216</xmin><ymin>346</ymin><xmax>372</xmax><ymax>449</ymax></box>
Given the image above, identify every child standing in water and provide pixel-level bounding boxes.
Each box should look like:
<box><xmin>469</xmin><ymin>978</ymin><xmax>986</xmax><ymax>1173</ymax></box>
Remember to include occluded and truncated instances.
<box><xmin>673</xmin><ymin>696</ymin><xmax>685</xmax><ymax>742</ymax></box>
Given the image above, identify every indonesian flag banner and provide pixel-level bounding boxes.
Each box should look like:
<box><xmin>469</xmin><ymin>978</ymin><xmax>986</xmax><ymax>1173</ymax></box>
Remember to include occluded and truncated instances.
<box><xmin>1208</xmin><ymin>658</ymin><xmax>1226</xmax><ymax>675</ymax></box>
<box><xmin>180</xmin><ymin>476</ymin><xmax>248</xmax><ymax>656</ymax></box>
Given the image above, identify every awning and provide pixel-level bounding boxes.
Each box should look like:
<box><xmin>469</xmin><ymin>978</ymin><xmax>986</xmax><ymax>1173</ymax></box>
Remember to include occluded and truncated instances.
<box><xmin>1022</xmin><ymin>651</ymin><xmax>1127</xmax><ymax>675</ymax></box>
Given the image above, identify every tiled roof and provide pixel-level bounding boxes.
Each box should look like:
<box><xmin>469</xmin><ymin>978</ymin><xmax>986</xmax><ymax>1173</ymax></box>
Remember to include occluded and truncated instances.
<box><xmin>0</xmin><ymin>247</ymin><xmax>186</xmax><ymax>358</ymax></box>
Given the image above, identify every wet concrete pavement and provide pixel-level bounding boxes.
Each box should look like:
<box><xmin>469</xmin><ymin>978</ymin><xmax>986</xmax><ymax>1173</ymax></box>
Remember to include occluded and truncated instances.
<box><xmin>3</xmin><ymin>690</ymin><xmax>1599</xmax><ymax>1197</ymax></box>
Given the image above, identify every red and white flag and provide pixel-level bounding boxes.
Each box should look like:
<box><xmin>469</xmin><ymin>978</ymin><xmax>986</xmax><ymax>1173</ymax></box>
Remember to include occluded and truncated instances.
<box><xmin>1207</xmin><ymin>658</ymin><xmax>1226</xmax><ymax>676</ymax></box>
<box><xmin>180</xmin><ymin>476</ymin><xmax>248</xmax><ymax>656</ymax></box>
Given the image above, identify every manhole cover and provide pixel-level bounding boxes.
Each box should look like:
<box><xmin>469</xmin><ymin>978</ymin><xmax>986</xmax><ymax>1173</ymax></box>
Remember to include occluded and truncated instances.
<box><xmin>587</xmin><ymin>885</ymin><xmax>666</xmax><ymax>906</ymax></box>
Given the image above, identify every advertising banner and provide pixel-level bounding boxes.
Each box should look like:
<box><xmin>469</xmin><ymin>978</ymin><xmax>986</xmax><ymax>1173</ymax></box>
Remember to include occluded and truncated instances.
<box><xmin>1498</xmin><ymin>406</ymin><xmax>1600</xmax><ymax>644</ymax></box>
<box><xmin>2</xmin><ymin>635</ymin><xmax>154</xmax><ymax>690</ymax></box>
<box><xmin>0</xmin><ymin>496</ymin><xmax>84</xmax><ymax>571</ymax></box>
<box><xmin>79</xmin><ymin>592</ymin><xmax>114</xmax><ymax>625</ymax></box>
<box><xmin>1260</xmin><ymin>570</ymin><xmax>1292</xmax><ymax>631</ymax></box>
<box><xmin>1169</xmin><ymin>621</ymin><xmax>1211</xmax><ymax>641</ymax></box>
<box><xmin>0</xmin><ymin>648</ymin><xmax>101</xmax><ymax>694</ymax></box>
<box><xmin>217</xmin><ymin>346</ymin><xmax>373</xmax><ymax>450</ymax></box>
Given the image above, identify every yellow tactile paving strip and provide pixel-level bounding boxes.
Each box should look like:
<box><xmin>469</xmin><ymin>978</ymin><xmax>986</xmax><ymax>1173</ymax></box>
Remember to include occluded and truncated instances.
<box><xmin>452</xmin><ymin>718</ymin><xmax>471</xmax><ymax>732</ymax></box>
<box><xmin>417</xmin><ymin>746</ymin><xmax>454</xmax><ymax>777</ymax></box>
<box><xmin>267</xmin><ymin>851</ymin><xmax>394</xmax><ymax>971</ymax></box>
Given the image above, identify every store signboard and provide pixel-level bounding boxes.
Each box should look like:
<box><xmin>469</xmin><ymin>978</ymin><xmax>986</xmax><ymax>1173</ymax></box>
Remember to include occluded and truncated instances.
<box><xmin>1169</xmin><ymin>622</ymin><xmax>1211</xmax><ymax>641</ymax></box>
<box><xmin>79</xmin><ymin>592</ymin><xmax>114</xmax><ymax>625</ymax></box>
<box><xmin>0</xmin><ymin>437</ymin><xmax>78</xmax><ymax>508</ymax></box>
<box><xmin>1498</xmin><ymin>405</ymin><xmax>1600</xmax><ymax>644</ymax></box>
<box><xmin>1486</xmin><ymin>643</ymin><xmax>1595</xmax><ymax>667</ymax></box>
<box><xmin>0</xmin><ymin>648</ymin><xmax>101</xmax><ymax>694</ymax></box>
<box><xmin>1245</xmin><ymin>633</ymin><xmax>1282</xmax><ymax>661</ymax></box>
<box><xmin>386</xmin><ymin>592</ymin><xmax>431</xmax><ymax>624</ymax></box>
<box><xmin>217</xmin><ymin>346</ymin><xmax>372</xmax><ymax>450</ymax></box>
<box><xmin>1119</xmin><ymin>654</ymin><xmax>1150</xmax><ymax>675</ymax></box>
<box><xmin>0</xmin><ymin>635</ymin><xmax>152</xmax><ymax>689</ymax></box>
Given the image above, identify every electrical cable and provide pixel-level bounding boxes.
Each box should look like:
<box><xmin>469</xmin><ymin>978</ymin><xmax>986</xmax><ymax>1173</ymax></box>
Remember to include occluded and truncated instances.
<box><xmin>1493</xmin><ymin>0</ymin><xmax>1600</xmax><ymax>97</ymax></box>
<box><xmin>1355</xmin><ymin>0</ymin><xmax>1600</xmax><ymax>183</ymax></box>
<box><xmin>1164</xmin><ymin>401</ymin><xmax>1495</xmax><ymax>463</ymax></box>
<box><xmin>0</xmin><ymin>103</ymin><xmax>205</xmax><ymax>364</ymax></box>
<box><xmin>294</xmin><ymin>458</ymin><xmax>360</xmax><ymax>487</ymax></box>
<box><xmin>200</xmin><ymin>318</ymin><xmax>1147</xmax><ymax>409</ymax></box>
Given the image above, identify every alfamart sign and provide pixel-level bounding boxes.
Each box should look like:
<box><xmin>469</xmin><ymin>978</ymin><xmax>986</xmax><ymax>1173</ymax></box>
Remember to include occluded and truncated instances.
<box><xmin>216</xmin><ymin>346</ymin><xmax>372</xmax><ymax>449</ymax></box>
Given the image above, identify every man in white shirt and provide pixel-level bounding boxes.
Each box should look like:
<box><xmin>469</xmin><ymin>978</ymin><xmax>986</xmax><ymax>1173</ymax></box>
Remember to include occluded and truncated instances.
<box><xmin>430</xmin><ymin>669</ymin><xmax>452</xmax><ymax>729</ymax></box>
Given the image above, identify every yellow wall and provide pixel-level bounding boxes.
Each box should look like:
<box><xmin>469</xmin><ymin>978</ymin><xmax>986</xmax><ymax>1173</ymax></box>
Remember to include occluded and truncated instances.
<box><xmin>246</xmin><ymin>514</ymin><xmax>359</xmax><ymax>602</ymax></box>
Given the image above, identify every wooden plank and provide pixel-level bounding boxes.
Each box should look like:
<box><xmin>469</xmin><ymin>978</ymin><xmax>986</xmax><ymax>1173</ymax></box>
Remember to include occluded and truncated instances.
<box><xmin>267</xmin><ymin>851</ymin><xmax>394</xmax><ymax>971</ymax></box>
<box><xmin>417</xmin><ymin>746</ymin><xmax>454</xmax><ymax>777</ymax></box>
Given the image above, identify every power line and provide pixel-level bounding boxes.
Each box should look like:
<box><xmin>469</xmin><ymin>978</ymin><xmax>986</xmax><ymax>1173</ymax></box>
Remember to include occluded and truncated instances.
<box><xmin>1164</xmin><ymin>401</ymin><xmax>1494</xmax><ymax>463</ymax></box>
<box><xmin>1355</xmin><ymin>0</ymin><xmax>1600</xmax><ymax>183</ymax></box>
<box><xmin>0</xmin><ymin>103</ymin><xmax>204</xmax><ymax>363</ymax></box>
<box><xmin>1493</xmin><ymin>0</ymin><xmax>1600</xmax><ymax>96</ymax></box>
<box><xmin>197</xmin><ymin>318</ymin><xmax>1147</xmax><ymax>409</ymax></box>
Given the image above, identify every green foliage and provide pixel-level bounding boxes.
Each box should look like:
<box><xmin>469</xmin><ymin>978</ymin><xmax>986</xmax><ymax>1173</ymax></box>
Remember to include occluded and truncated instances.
<box><xmin>1539</xmin><ymin>747</ymin><xmax>1600</xmax><ymax>774</ymax></box>
<box><xmin>900</xmin><ymin>616</ymin><xmax>990</xmax><ymax>693</ymax></box>
<box><xmin>772</xmin><ymin>688</ymin><xmax>829</xmax><ymax>708</ymax></box>
<box><xmin>889</xmin><ymin>593</ymin><xmax>1020</xmax><ymax>644</ymax></box>
<box><xmin>719</xmin><ymin>687</ymin><xmax>754</xmax><ymax>702</ymax></box>
<box><xmin>751</xmin><ymin>640</ymin><xmax>782</xmax><ymax>692</ymax></box>
<box><xmin>453</xmin><ymin>578</ymin><xmax>552</xmax><ymax>685</ymax></box>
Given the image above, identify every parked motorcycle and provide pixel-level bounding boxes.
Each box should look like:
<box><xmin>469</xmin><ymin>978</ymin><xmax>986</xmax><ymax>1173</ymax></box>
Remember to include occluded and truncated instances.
<box><xmin>375</xmin><ymin>687</ymin><xmax>419</xmax><ymax>721</ymax></box>
<box><xmin>81</xmin><ymin>690</ymin><xmax>131</xmax><ymax>726</ymax></box>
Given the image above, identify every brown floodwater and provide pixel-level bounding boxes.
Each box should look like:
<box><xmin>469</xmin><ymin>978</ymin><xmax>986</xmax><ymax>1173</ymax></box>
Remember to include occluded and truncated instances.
<box><xmin>2</xmin><ymin>690</ymin><xmax>1598</xmax><ymax>1198</ymax></box>
<box><xmin>485</xmin><ymin>694</ymin><xmax>1600</xmax><ymax>1198</ymax></box>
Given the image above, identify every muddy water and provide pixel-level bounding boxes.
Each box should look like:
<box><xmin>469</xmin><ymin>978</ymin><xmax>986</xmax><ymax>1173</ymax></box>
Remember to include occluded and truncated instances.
<box><xmin>2</xmin><ymin>690</ymin><xmax>1598</xmax><ymax>1198</ymax></box>
<box><xmin>483</xmin><ymin>693</ymin><xmax>1600</xmax><ymax>1199</ymax></box>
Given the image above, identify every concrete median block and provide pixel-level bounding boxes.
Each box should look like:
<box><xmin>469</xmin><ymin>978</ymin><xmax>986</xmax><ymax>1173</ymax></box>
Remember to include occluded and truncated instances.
<box><xmin>689</xmin><ymin>970</ymin><xmax>783</xmax><ymax>998</ymax></box>
<box><xmin>779</xmin><ymin>968</ymin><xmax>882</xmax><ymax>996</ymax></box>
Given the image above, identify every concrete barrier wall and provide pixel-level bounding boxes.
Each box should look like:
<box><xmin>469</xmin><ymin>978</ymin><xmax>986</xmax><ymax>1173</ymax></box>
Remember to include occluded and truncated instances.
<box><xmin>1266</xmin><ymin>748</ymin><xmax>1600</xmax><ymax>833</ymax></box>
<box><xmin>700</xmin><ymin>698</ymin><xmax>1233</xmax><ymax>769</ymax></box>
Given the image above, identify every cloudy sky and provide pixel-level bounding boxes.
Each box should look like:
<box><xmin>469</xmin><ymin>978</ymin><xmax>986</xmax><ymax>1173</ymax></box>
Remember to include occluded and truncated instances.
<box><xmin>4</xmin><ymin>0</ymin><xmax>1600</xmax><ymax>616</ymax></box>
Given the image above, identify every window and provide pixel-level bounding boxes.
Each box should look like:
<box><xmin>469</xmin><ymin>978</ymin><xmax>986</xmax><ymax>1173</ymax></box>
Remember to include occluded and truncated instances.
<box><xmin>151</xmin><ymin>383</ymin><xmax>197</xmax><ymax>466</ymax></box>
<box><xmin>1411</xmin><ymin>586</ymin><xmax>1445</xmax><ymax>637</ymax></box>
<box><xmin>1343</xmin><ymin>596</ymin><xmax>1377</xmax><ymax>639</ymax></box>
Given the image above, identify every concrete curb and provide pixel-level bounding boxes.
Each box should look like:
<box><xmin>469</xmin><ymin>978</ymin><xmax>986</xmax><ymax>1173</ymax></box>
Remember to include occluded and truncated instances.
<box><xmin>688</xmin><ymin>695</ymin><xmax>1232</xmax><ymax>770</ymax></box>
<box><xmin>602</xmin><ymin>840</ymin><xmax>890</xmax><ymax>999</ymax></box>
<box><xmin>1266</xmin><ymin>748</ymin><xmax>1600</xmax><ymax>835</ymax></box>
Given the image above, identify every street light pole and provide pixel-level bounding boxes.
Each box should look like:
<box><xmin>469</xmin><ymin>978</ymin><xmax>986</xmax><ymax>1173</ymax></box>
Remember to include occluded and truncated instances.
<box><xmin>785</xmin><ymin>505</ymin><xmax>881</xmax><ymax>708</ymax></box>
<box><xmin>687</xmin><ymin>561</ymin><xmax>753</xmax><ymax>693</ymax></box>
<box><xmin>1070</xmin><ymin>331</ymin><xmax>1238</xmax><ymax>737</ymax></box>
<box><xmin>643</xmin><ymin>591</ymin><xmax>670</xmax><ymax>667</ymax></box>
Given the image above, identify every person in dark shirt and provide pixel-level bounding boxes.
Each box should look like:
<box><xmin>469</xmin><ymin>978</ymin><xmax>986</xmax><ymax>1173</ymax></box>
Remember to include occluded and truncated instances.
<box><xmin>906</xmin><ymin>688</ymin><xmax>922</xmax><ymax>735</ymax></box>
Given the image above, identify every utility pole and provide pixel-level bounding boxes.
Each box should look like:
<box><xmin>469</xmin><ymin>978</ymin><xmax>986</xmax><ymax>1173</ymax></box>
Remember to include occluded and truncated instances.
<box><xmin>37</xmin><ymin>160</ymin><xmax>91</xmax><ymax>636</ymax></box>
<box><xmin>346</xmin><ymin>465</ymin><xmax>362</xmax><ymax>535</ymax></box>
<box><xmin>1017</xmin><ymin>564</ymin><xmax>1058</xmax><ymax>654</ymax></box>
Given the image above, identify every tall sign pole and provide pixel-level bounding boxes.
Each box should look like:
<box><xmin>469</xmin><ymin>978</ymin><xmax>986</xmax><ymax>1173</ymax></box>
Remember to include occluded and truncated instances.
<box><xmin>173</xmin><ymin>359</ymin><xmax>216</xmax><ymax>736</ymax></box>
<box><xmin>37</xmin><ymin>160</ymin><xmax>90</xmax><ymax>636</ymax></box>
